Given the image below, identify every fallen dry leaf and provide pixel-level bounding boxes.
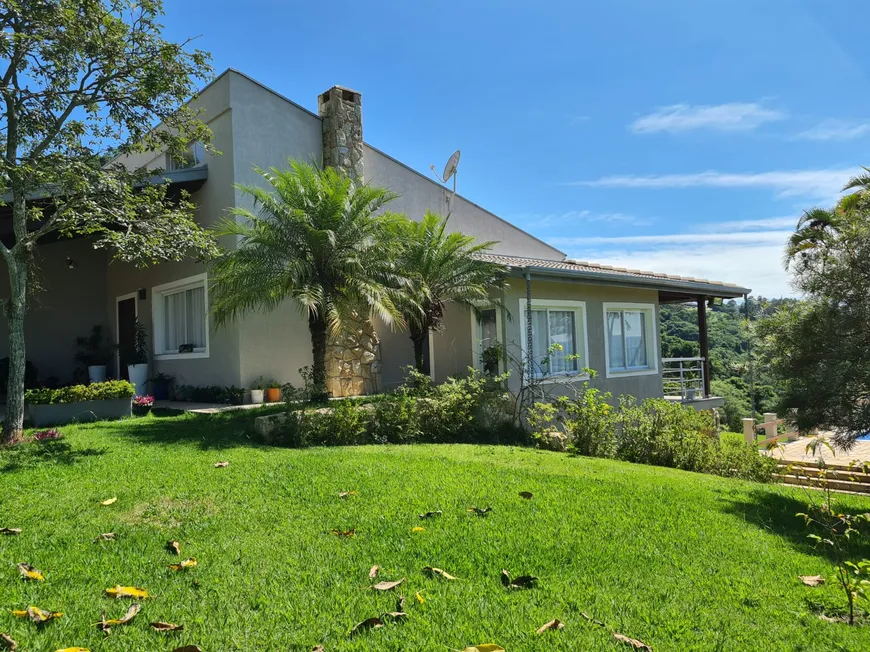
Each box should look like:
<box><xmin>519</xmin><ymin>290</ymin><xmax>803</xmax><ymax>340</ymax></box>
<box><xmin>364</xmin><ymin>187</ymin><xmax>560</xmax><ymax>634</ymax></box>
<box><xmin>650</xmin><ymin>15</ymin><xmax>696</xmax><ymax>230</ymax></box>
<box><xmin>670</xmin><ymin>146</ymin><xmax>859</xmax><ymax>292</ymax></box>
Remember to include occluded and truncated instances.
<box><xmin>396</xmin><ymin>595</ymin><xmax>406</xmax><ymax>612</ymax></box>
<box><xmin>0</xmin><ymin>632</ymin><xmax>17</xmax><ymax>650</ymax></box>
<box><xmin>168</xmin><ymin>558</ymin><xmax>197</xmax><ymax>571</ymax></box>
<box><xmin>99</xmin><ymin>497</ymin><xmax>117</xmax><ymax>506</ymax></box>
<box><xmin>167</xmin><ymin>540</ymin><xmax>181</xmax><ymax>555</ymax></box>
<box><xmin>415</xmin><ymin>591</ymin><xmax>425</xmax><ymax>604</ymax></box>
<box><xmin>536</xmin><ymin>619</ymin><xmax>564</xmax><ymax>634</ymax></box>
<box><xmin>339</xmin><ymin>491</ymin><xmax>358</xmax><ymax>499</ymax></box>
<box><xmin>423</xmin><ymin>566</ymin><xmax>458</xmax><ymax>580</ymax></box>
<box><xmin>418</xmin><ymin>510</ymin><xmax>442</xmax><ymax>519</ymax></box>
<box><xmin>382</xmin><ymin>611</ymin><xmax>407</xmax><ymax>621</ymax></box>
<box><xmin>12</xmin><ymin>606</ymin><xmax>63</xmax><ymax>624</ymax></box>
<box><xmin>368</xmin><ymin>565</ymin><xmax>379</xmax><ymax>578</ymax></box>
<box><xmin>519</xmin><ymin>491</ymin><xmax>533</xmax><ymax>499</ymax></box>
<box><xmin>411</xmin><ymin>526</ymin><xmax>425</xmax><ymax>533</ymax></box>
<box><xmin>312</xmin><ymin>647</ymin><xmax>324</xmax><ymax>652</ymax></box>
<box><xmin>371</xmin><ymin>578</ymin><xmax>405</xmax><ymax>591</ymax></box>
<box><xmin>151</xmin><ymin>622</ymin><xmax>184</xmax><ymax>632</ymax></box>
<box><xmin>613</xmin><ymin>632</ymin><xmax>652</xmax><ymax>650</ymax></box>
<box><xmin>0</xmin><ymin>528</ymin><xmax>21</xmax><ymax>536</ymax></box>
<box><xmin>461</xmin><ymin>645</ymin><xmax>505</xmax><ymax>652</ymax></box>
<box><xmin>103</xmin><ymin>603</ymin><xmax>141</xmax><ymax>626</ymax></box>
<box><xmin>17</xmin><ymin>563</ymin><xmax>44</xmax><ymax>581</ymax></box>
<box><xmin>331</xmin><ymin>529</ymin><xmax>355</xmax><ymax>538</ymax></box>
<box><xmin>94</xmin><ymin>533</ymin><xmax>116</xmax><ymax>542</ymax></box>
<box><xmin>55</xmin><ymin>649</ymin><xmax>89</xmax><ymax>652</ymax></box>
<box><xmin>580</xmin><ymin>612</ymin><xmax>605</xmax><ymax>627</ymax></box>
<box><xmin>349</xmin><ymin>617</ymin><xmax>384</xmax><ymax>636</ymax></box>
<box><xmin>799</xmin><ymin>574</ymin><xmax>825</xmax><ymax>586</ymax></box>
<box><xmin>214</xmin><ymin>461</ymin><xmax>229</xmax><ymax>468</ymax></box>
<box><xmin>467</xmin><ymin>506</ymin><xmax>492</xmax><ymax>516</ymax></box>
<box><xmin>105</xmin><ymin>585</ymin><xmax>152</xmax><ymax>599</ymax></box>
<box><xmin>501</xmin><ymin>569</ymin><xmax>537</xmax><ymax>589</ymax></box>
<box><xmin>171</xmin><ymin>647</ymin><xmax>203</xmax><ymax>652</ymax></box>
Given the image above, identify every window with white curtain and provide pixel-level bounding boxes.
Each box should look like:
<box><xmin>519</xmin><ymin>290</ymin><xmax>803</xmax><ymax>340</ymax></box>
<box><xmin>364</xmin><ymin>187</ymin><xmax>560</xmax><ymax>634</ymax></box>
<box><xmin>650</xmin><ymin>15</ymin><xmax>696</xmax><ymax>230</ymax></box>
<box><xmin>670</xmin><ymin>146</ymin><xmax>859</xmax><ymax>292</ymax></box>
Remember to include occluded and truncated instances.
<box><xmin>520</xmin><ymin>300</ymin><xmax>587</xmax><ymax>379</ymax></box>
<box><xmin>604</xmin><ymin>303</ymin><xmax>657</xmax><ymax>376</ymax></box>
<box><xmin>153</xmin><ymin>274</ymin><xmax>209</xmax><ymax>358</ymax></box>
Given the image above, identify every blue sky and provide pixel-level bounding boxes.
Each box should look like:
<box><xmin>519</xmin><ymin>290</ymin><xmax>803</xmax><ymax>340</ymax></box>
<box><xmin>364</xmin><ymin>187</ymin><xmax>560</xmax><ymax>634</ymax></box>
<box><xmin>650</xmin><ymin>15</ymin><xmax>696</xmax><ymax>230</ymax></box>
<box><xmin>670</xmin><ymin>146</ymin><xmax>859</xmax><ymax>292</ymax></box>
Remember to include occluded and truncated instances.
<box><xmin>163</xmin><ymin>0</ymin><xmax>870</xmax><ymax>297</ymax></box>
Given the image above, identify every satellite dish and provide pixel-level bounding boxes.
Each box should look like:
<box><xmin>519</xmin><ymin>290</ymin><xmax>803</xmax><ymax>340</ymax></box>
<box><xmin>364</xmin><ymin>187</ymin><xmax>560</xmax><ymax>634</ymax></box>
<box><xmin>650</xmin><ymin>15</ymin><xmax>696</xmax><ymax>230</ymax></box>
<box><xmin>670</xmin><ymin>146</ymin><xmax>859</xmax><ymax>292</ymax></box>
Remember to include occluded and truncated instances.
<box><xmin>430</xmin><ymin>149</ymin><xmax>461</xmax><ymax>209</ymax></box>
<box><xmin>442</xmin><ymin>150</ymin><xmax>460</xmax><ymax>183</ymax></box>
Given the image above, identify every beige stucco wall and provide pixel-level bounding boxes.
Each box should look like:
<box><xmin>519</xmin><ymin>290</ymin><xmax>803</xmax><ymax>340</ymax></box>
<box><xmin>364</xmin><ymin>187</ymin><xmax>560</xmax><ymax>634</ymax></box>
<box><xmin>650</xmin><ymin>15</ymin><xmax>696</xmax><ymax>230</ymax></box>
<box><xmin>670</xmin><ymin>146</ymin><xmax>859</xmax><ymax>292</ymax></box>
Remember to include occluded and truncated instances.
<box><xmin>104</xmin><ymin>73</ymin><xmax>241</xmax><ymax>387</ymax></box>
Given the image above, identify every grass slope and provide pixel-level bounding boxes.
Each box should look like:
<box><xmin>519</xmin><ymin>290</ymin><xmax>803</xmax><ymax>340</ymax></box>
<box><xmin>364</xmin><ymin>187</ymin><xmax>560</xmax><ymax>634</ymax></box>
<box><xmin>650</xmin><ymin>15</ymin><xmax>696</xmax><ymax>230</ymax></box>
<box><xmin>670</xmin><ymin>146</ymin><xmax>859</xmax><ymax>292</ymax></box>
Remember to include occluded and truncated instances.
<box><xmin>1</xmin><ymin>410</ymin><xmax>870</xmax><ymax>651</ymax></box>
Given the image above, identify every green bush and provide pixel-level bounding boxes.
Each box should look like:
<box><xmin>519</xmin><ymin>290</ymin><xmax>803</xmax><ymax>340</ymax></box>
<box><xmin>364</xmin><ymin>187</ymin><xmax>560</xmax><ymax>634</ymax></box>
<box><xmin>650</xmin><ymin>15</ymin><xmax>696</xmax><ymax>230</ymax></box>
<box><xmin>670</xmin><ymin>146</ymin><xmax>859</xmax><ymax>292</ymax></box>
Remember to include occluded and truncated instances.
<box><xmin>25</xmin><ymin>380</ymin><xmax>135</xmax><ymax>405</ymax></box>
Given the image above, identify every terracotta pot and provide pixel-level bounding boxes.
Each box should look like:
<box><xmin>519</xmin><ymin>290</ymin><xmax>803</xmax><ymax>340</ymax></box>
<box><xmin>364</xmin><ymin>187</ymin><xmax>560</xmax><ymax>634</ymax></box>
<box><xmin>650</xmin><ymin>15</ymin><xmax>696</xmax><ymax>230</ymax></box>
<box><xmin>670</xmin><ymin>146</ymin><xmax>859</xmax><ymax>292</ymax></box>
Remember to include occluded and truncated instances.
<box><xmin>265</xmin><ymin>387</ymin><xmax>281</xmax><ymax>402</ymax></box>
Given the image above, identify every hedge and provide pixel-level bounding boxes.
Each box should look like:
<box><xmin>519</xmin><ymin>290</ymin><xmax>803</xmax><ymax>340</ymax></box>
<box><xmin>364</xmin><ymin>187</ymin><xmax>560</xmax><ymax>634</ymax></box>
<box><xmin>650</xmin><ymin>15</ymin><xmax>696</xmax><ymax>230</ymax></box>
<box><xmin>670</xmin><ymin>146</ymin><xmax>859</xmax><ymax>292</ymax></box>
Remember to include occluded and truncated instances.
<box><xmin>25</xmin><ymin>380</ymin><xmax>135</xmax><ymax>405</ymax></box>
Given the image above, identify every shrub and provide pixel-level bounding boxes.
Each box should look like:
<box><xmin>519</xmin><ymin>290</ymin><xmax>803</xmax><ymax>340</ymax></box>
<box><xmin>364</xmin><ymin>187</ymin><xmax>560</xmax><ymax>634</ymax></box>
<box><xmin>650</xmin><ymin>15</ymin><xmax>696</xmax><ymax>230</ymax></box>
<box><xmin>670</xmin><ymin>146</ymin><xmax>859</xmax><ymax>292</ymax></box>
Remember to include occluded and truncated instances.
<box><xmin>281</xmin><ymin>402</ymin><xmax>372</xmax><ymax>448</ymax></box>
<box><xmin>25</xmin><ymin>380</ymin><xmax>135</xmax><ymax>405</ymax></box>
<box><xmin>370</xmin><ymin>393</ymin><xmax>421</xmax><ymax>444</ymax></box>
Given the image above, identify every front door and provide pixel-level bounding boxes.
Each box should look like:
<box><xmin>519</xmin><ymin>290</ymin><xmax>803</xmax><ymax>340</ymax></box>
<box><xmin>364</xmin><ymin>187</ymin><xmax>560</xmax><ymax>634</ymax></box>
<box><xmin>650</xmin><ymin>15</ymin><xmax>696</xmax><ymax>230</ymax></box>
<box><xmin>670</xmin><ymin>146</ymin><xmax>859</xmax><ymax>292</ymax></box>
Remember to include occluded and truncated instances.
<box><xmin>117</xmin><ymin>297</ymin><xmax>137</xmax><ymax>380</ymax></box>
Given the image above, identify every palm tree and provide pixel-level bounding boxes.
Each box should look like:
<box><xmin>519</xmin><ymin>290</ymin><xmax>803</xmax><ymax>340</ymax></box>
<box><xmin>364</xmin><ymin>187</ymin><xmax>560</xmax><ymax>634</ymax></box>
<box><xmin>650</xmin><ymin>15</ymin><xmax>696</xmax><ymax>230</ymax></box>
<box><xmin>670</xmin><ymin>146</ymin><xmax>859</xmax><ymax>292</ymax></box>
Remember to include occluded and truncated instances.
<box><xmin>390</xmin><ymin>211</ymin><xmax>507</xmax><ymax>374</ymax></box>
<box><xmin>210</xmin><ymin>160</ymin><xmax>401</xmax><ymax>400</ymax></box>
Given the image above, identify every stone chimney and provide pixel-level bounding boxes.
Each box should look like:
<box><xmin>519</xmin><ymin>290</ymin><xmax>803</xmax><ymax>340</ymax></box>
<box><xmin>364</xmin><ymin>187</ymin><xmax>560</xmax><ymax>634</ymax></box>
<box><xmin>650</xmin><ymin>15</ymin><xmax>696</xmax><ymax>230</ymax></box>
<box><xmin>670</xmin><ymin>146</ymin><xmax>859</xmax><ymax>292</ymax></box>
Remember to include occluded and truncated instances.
<box><xmin>318</xmin><ymin>85</ymin><xmax>380</xmax><ymax>397</ymax></box>
<box><xmin>318</xmin><ymin>86</ymin><xmax>364</xmax><ymax>180</ymax></box>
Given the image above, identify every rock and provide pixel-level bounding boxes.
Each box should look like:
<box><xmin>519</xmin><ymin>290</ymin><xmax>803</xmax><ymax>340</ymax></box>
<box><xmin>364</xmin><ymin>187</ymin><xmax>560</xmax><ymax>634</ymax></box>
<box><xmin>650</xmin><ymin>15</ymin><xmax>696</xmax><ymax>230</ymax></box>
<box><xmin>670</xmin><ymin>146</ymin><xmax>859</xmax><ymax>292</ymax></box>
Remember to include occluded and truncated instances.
<box><xmin>540</xmin><ymin>430</ymin><xmax>568</xmax><ymax>452</ymax></box>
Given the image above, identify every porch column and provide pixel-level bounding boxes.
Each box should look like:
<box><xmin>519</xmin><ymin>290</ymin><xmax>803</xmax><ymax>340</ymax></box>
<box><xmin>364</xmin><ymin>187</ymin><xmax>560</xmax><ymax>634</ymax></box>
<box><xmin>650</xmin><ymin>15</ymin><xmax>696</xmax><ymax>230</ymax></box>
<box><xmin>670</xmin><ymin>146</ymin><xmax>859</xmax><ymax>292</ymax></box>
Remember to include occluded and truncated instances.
<box><xmin>697</xmin><ymin>295</ymin><xmax>711</xmax><ymax>397</ymax></box>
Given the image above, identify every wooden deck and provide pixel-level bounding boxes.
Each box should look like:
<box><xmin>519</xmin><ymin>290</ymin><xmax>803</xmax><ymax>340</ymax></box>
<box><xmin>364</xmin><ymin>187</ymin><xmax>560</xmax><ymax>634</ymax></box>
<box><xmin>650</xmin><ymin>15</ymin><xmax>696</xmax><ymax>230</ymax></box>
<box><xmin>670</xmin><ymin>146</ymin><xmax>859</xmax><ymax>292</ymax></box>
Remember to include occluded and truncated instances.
<box><xmin>765</xmin><ymin>435</ymin><xmax>870</xmax><ymax>466</ymax></box>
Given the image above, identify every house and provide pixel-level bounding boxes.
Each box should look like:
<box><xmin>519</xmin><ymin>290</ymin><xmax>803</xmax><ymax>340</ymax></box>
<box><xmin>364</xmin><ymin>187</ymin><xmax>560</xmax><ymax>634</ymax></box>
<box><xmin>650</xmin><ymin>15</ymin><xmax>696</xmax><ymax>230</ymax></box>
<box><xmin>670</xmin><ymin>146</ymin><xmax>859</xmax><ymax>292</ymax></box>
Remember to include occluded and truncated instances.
<box><xmin>4</xmin><ymin>69</ymin><xmax>749</xmax><ymax>406</ymax></box>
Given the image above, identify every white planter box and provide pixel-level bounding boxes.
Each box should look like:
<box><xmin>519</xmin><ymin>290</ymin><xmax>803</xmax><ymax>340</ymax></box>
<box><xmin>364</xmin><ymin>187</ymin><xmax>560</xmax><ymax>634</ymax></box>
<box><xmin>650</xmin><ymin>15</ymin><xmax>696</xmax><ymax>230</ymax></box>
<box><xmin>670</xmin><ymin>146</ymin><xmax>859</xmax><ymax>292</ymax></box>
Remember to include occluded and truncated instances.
<box><xmin>127</xmin><ymin>363</ymin><xmax>149</xmax><ymax>396</ymax></box>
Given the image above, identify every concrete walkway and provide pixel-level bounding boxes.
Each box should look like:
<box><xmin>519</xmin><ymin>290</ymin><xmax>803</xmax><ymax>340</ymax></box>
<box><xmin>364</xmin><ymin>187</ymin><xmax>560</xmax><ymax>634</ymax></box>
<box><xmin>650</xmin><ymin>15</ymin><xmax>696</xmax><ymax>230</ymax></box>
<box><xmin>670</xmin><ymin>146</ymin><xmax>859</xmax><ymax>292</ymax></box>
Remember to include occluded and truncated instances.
<box><xmin>766</xmin><ymin>435</ymin><xmax>870</xmax><ymax>466</ymax></box>
<box><xmin>154</xmin><ymin>401</ymin><xmax>276</xmax><ymax>415</ymax></box>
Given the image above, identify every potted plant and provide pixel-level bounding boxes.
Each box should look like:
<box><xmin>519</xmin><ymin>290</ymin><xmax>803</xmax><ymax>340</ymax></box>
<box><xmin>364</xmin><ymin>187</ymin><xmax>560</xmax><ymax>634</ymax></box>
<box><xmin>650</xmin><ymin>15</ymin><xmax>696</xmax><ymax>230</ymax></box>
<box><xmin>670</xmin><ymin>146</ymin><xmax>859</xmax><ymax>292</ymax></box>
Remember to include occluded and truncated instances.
<box><xmin>127</xmin><ymin>318</ymin><xmax>149</xmax><ymax>396</ymax></box>
<box><xmin>133</xmin><ymin>394</ymin><xmax>154</xmax><ymax>416</ymax></box>
<box><xmin>149</xmin><ymin>372</ymin><xmax>174</xmax><ymax>401</ymax></box>
<box><xmin>74</xmin><ymin>325</ymin><xmax>115</xmax><ymax>383</ymax></box>
<box><xmin>265</xmin><ymin>379</ymin><xmax>281</xmax><ymax>403</ymax></box>
<box><xmin>250</xmin><ymin>376</ymin><xmax>265</xmax><ymax>404</ymax></box>
<box><xmin>480</xmin><ymin>342</ymin><xmax>504</xmax><ymax>376</ymax></box>
<box><xmin>25</xmin><ymin>379</ymin><xmax>135</xmax><ymax>426</ymax></box>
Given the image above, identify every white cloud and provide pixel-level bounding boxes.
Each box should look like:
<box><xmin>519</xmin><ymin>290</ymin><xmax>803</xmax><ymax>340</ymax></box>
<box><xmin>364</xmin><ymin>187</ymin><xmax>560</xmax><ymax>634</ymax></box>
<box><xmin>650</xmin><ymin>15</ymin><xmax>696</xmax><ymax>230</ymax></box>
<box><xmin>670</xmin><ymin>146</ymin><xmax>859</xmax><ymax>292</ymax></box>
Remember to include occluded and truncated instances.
<box><xmin>515</xmin><ymin>210</ymin><xmax>652</xmax><ymax>229</ymax></box>
<box><xmin>550</xmin><ymin>231</ymin><xmax>791</xmax><ymax>247</ymax></box>
<box><xmin>567</xmin><ymin>242</ymin><xmax>792</xmax><ymax>297</ymax></box>
<box><xmin>695</xmin><ymin>216</ymin><xmax>797</xmax><ymax>232</ymax></box>
<box><xmin>630</xmin><ymin>103</ymin><xmax>786</xmax><ymax>134</ymax></box>
<box><xmin>571</xmin><ymin>168</ymin><xmax>856</xmax><ymax>200</ymax></box>
<box><xmin>796</xmin><ymin>119</ymin><xmax>870</xmax><ymax>141</ymax></box>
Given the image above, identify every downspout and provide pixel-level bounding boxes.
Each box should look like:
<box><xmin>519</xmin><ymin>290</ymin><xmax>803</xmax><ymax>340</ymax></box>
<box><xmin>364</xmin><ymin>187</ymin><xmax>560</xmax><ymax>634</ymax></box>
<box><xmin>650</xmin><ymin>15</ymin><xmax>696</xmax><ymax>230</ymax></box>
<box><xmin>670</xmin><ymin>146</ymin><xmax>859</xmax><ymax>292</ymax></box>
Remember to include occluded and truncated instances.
<box><xmin>525</xmin><ymin>269</ymin><xmax>533</xmax><ymax>381</ymax></box>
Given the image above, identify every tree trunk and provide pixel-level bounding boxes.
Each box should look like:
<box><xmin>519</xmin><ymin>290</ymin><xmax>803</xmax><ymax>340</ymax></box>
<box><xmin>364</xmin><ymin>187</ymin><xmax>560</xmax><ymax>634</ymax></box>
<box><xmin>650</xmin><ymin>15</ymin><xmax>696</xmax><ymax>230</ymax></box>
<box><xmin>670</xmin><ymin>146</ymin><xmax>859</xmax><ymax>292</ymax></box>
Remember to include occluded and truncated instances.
<box><xmin>410</xmin><ymin>326</ymin><xmax>429</xmax><ymax>376</ymax></box>
<box><xmin>2</xmin><ymin>249</ymin><xmax>28</xmax><ymax>444</ymax></box>
<box><xmin>308</xmin><ymin>312</ymin><xmax>329</xmax><ymax>402</ymax></box>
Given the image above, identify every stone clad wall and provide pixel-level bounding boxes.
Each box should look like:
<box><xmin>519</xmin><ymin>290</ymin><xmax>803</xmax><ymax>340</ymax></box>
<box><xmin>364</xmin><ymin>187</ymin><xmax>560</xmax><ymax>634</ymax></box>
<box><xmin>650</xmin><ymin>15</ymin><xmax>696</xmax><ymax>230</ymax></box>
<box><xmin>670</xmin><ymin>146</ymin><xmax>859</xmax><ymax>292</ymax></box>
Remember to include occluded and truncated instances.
<box><xmin>317</xmin><ymin>86</ymin><xmax>382</xmax><ymax>397</ymax></box>
<box><xmin>325</xmin><ymin>315</ymin><xmax>381</xmax><ymax>398</ymax></box>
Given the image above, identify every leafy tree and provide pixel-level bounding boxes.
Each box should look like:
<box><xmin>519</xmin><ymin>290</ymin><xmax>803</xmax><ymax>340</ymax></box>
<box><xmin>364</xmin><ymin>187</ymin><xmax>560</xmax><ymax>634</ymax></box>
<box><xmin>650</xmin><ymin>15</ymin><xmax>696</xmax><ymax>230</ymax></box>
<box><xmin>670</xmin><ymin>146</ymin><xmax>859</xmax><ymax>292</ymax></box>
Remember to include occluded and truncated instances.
<box><xmin>389</xmin><ymin>211</ymin><xmax>507</xmax><ymax>374</ymax></box>
<box><xmin>759</xmin><ymin>169</ymin><xmax>870</xmax><ymax>446</ymax></box>
<box><xmin>0</xmin><ymin>0</ymin><xmax>216</xmax><ymax>443</ymax></box>
<box><xmin>209</xmin><ymin>161</ymin><xmax>400</xmax><ymax>401</ymax></box>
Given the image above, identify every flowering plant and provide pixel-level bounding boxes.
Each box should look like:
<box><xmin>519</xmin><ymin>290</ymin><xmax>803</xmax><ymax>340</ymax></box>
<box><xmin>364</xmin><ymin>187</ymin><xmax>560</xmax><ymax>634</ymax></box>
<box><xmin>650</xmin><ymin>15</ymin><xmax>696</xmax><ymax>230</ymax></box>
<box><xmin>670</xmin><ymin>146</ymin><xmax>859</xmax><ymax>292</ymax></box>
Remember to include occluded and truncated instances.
<box><xmin>133</xmin><ymin>395</ymin><xmax>155</xmax><ymax>407</ymax></box>
<box><xmin>33</xmin><ymin>429</ymin><xmax>62</xmax><ymax>441</ymax></box>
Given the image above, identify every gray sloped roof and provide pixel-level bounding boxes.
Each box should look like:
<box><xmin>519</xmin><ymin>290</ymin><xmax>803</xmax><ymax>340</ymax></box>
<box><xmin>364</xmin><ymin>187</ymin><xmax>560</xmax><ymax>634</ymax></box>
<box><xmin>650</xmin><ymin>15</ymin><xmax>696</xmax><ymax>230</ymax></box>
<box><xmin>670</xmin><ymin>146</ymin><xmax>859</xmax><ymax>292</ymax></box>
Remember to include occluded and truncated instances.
<box><xmin>475</xmin><ymin>253</ymin><xmax>751</xmax><ymax>298</ymax></box>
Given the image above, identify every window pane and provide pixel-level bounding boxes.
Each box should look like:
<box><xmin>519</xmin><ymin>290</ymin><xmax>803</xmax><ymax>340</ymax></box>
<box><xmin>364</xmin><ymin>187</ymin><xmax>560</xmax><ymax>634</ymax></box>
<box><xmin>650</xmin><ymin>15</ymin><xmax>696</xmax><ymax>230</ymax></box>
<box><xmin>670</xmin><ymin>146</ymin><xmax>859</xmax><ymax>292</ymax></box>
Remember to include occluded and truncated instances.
<box><xmin>164</xmin><ymin>292</ymin><xmax>186</xmax><ymax>353</ymax></box>
<box><xmin>480</xmin><ymin>309</ymin><xmax>498</xmax><ymax>350</ymax></box>
<box><xmin>529</xmin><ymin>309</ymin><xmax>550</xmax><ymax>375</ymax></box>
<box><xmin>607</xmin><ymin>311</ymin><xmax>625</xmax><ymax>370</ymax></box>
<box><xmin>185</xmin><ymin>286</ymin><xmax>206</xmax><ymax>348</ymax></box>
<box><xmin>624</xmin><ymin>311</ymin><xmax>648</xmax><ymax>368</ymax></box>
<box><xmin>548</xmin><ymin>310</ymin><xmax>577</xmax><ymax>373</ymax></box>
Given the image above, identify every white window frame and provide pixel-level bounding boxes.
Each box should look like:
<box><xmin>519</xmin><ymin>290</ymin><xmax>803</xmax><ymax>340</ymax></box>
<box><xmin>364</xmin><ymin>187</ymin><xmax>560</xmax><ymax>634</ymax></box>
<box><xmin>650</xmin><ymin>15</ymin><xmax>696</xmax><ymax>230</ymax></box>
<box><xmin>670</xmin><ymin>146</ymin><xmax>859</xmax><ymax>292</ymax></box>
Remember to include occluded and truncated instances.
<box><xmin>519</xmin><ymin>298</ymin><xmax>590</xmax><ymax>384</ymax></box>
<box><xmin>603</xmin><ymin>302</ymin><xmax>659</xmax><ymax>378</ymax></box>
<box><xmin>165</xmin><ymin>142</ymin><xmax>205</xmax><ymax>171</ymax></box>
<box><xmin>470</xmin><ymin>306</ymin><xmax>504</xmax><ymax>374</ymax></box>
<box><xmin>152</xmin><ymin>273</ymin><xmax>210</xmax><ymax>360</ymax></box>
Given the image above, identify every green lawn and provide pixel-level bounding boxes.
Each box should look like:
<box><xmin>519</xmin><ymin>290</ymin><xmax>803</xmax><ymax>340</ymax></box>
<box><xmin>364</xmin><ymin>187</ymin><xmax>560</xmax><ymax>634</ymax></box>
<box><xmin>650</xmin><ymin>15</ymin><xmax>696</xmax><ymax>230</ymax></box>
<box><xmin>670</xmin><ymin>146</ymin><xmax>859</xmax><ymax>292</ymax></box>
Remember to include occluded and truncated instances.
<box><xmin>2</xmin><ymin>410</ymin><xmax>870</xmax><ymax>651</ymax></box>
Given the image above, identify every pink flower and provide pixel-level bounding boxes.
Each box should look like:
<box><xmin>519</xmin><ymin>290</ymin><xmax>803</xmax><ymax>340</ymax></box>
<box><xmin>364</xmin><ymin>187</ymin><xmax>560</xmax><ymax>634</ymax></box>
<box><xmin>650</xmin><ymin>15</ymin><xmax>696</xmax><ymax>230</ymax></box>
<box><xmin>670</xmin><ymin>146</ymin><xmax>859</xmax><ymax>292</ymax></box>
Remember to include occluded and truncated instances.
<box><xmin>33</xmin><ymin>429</ymin><xmax>62</xmax><ymax>441</ymax></box>
<box><xmin>133</xmin><ymin>395</ymin><xmax>155</xmax><ymax>407</ymax></box>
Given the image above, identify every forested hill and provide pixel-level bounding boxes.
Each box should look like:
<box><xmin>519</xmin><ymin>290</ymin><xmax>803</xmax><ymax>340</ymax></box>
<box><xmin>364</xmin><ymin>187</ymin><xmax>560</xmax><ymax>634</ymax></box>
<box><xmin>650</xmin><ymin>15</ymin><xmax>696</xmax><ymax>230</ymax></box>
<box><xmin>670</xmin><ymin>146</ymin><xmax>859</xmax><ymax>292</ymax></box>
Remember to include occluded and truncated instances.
<box><xmin>659</xmin><ymin>297</ymin><xmax>798</xmax><ymax>431</ymax></box>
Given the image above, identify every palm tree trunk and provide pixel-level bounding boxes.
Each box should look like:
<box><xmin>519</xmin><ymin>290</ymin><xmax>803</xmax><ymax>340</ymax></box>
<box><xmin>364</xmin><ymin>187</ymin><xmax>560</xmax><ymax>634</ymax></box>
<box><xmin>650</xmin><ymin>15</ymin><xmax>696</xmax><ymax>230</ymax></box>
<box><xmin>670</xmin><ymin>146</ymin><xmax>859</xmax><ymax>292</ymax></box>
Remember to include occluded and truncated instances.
<box><xmin>410</xmin><ymin>326</ymin><xmax>429</xmax><ymax>376</ymax></box>
<box><xmin>308</xmin><ymin>312</ymin><xmax>329</xmax><ymax>401</ymax></box>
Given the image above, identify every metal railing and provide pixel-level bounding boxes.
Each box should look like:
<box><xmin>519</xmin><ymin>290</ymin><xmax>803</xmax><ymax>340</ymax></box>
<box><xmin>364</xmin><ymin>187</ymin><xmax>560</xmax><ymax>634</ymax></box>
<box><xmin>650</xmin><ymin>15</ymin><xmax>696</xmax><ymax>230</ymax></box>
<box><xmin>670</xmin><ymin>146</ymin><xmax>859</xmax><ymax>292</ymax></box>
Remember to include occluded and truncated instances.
<box><xmin>662</xmin><ymin>357</ymin><xmax>706</xmax><ymax>400</ymax></box>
